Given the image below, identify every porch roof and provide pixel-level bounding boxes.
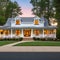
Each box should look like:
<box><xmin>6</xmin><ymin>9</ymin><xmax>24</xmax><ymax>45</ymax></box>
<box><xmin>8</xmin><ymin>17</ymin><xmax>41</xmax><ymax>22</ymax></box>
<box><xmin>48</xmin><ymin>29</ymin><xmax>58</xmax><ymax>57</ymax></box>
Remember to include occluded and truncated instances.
<box><xmin>0</xmin><ymin>26</ymin><xmax>57</xmax><ymax>29</ymax></box>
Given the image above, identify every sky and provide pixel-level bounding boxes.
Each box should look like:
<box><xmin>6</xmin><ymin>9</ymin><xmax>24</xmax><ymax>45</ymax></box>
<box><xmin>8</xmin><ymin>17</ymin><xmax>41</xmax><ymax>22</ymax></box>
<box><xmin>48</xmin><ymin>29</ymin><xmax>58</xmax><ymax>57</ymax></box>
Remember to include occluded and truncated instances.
<box><xmin>11</xmin><ymin>0</ymin><xmax>35</xmax><ymax>17</ymax></box>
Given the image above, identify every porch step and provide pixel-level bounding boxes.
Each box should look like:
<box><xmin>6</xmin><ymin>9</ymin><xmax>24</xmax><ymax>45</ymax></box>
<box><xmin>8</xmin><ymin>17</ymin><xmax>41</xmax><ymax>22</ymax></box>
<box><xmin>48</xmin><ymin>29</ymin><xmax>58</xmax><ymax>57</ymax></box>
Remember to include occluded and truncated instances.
<box><xmin>23</xmin><ymin>38</ymin><xmax>34</xmax><ymax>41</ymax></box>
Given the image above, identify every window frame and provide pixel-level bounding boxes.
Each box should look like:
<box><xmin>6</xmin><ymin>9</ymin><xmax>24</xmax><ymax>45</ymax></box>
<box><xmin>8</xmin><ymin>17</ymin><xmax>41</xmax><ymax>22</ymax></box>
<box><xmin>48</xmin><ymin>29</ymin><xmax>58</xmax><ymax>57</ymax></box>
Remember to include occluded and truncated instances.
<box><xmin>4</xmin><ymin>30</ymin><xmax>10</xmax><ymax>35</ymax></box>
<box><xmin>33</xmin><ymin>29</ymin><xmax>40</xmax><ymax>36</ymax></box>
<box><xmin>34</xmin><ymin>19</ymin><xmax>39</xmax><ymax>25</ymax></box>
<box><xmin>15</xmin><ymin>30</ymin><xmax>21</xmax><ymax>36</ymax></box>
<box><xmin>16</xmin><ymin>20</ymin><xmax>21</xmax><ymax>25</ymax></box>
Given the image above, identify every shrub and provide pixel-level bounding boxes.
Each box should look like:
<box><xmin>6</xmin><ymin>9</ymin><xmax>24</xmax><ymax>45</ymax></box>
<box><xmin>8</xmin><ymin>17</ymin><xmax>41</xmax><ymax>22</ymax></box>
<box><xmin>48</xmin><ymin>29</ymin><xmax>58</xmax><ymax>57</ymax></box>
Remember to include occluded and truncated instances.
<box><xmin>33</xmin><ymin>37</ymin><xmax>40</xmax><ymax>41</ymax></box>
<box><xmin>0</xmin><ymin>38</ymin><xmax>23</xmax><ymax>41</ymax></box>
<box><xmin>56</xmin><ymin>28</ymin><xmax>60</xmax><ymax>39</ymax></box>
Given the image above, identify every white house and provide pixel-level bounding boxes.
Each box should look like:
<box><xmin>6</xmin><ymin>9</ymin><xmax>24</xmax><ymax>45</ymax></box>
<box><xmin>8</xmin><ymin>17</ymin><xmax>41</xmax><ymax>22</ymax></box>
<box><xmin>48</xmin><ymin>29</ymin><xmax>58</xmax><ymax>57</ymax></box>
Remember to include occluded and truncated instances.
<box><xmin>0</xmin><ymin>16</ymin><xmax>57</xmax><ymax>39</ymax></box>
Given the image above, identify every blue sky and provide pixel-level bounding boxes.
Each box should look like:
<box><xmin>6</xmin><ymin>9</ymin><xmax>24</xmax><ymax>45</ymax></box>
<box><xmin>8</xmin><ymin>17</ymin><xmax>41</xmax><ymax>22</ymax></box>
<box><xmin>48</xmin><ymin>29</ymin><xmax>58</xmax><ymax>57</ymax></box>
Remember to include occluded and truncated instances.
<box><xmin>11</xmin><ymin>0</ymin><xmax>33</xmax><ymax>8</ymax></box>
<box><xmin>11</xmin><ymin>0</ymin><xmax>34</xmax><ymax>17</ymax></box>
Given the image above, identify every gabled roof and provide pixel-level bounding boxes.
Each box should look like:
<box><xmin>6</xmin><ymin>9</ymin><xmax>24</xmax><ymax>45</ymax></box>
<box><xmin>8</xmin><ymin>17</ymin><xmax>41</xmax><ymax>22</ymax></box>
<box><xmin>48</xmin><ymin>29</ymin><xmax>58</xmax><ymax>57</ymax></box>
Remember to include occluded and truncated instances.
<box><xmin>0</xmin><ymin>16</ymin><xmax>57</xmax><ymax>29</ymax></box>
<box><xmin>4</xmin><ymin>18</ymin><xmax>12</xmax><ymax>27</ymax></box>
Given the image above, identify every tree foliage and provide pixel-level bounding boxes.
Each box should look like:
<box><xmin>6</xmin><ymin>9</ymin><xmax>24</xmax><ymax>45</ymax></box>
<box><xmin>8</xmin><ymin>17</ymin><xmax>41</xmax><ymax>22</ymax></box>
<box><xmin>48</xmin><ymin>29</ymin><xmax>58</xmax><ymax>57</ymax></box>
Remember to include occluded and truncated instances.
<box><xmin>53</xmin><ymin>0</ymin><xmax>60</xmax><ymax>19</ymax></box>
<box><xmin>0</xmin><ymin>0</ymin><xmax>22</xmax><ymax>25</ymax></box>
<box><xmin>30</xmin><ymin>0</ymin><xmax>56</xmax><ymax>18</ymax></box>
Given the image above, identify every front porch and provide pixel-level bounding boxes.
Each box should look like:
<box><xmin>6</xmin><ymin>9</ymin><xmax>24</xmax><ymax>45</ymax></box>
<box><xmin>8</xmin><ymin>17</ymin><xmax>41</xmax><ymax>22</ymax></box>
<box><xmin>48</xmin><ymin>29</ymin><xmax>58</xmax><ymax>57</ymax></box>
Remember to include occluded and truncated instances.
<box><xmin>0</xmin><ymin>28</ymin><xmax>56</xmax><ymax>39</ymax></box>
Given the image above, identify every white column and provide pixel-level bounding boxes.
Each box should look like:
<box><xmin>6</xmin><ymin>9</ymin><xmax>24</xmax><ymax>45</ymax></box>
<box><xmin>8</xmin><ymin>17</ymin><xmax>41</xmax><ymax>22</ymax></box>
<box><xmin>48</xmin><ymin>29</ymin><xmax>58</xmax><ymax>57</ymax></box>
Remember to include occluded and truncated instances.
<box><xmin>31</xmin><ymin>29</ymin><xmax>33</xmax><ymax>38</ymax></box>
<box><xmin>55</xmin><ymin>29</ymin><xmax>56</xmax><ymax>38</ymax></box>
<box><xmin>11</xmin><ymin>29</ymin><xmax>13</xmax><ymax>38</ymax></box>
<box><xmin>43</xmin><ymin>29</ymin><xmax>44</xmax><ymax>38</ymax></box>
<box><xmin>3</xmin><ymin>31</ymin><xmax>5</xmax><ymax>38</ymax></box>
<box><xmin>22</xmin><ymin>29</ymin><xmax>23</xmax><ymax>37</ymax></box>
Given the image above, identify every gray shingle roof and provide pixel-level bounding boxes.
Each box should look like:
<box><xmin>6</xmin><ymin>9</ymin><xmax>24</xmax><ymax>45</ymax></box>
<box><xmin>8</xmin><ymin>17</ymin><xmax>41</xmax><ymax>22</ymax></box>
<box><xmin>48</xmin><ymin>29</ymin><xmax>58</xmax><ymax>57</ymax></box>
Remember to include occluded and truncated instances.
<box><xmin>21</xmin><ymin>17</ymin><xmax>34</xmax><ymax>22</ymax></box>
<box><xmin>0</xmin><ymin>16</ymin><xmax>56</xmax><ymax>29</ymax></box>
<box><xmin>4</xmin><ymin>18</ymin><xmax>11</xmax><ymax>27</ymax></box>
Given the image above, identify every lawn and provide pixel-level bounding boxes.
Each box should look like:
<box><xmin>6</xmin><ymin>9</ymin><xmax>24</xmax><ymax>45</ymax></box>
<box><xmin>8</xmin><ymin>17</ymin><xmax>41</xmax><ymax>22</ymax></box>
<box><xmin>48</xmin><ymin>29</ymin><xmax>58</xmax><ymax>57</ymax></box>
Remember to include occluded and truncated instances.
<box><xmin>15</xmin><ymin>41</ymin><xmax>60</xmax><ymax>46</ymax></box>
<box><xmin>0</xmin><ymin>41</ymin><xmax>16</xmax><ymax>46</ymax></box>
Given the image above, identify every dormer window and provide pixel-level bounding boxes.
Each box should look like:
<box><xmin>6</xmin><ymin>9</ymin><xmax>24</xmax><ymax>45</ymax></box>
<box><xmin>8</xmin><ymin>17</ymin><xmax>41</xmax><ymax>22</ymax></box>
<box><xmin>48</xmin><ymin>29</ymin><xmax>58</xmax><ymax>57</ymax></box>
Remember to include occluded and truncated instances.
<box><xmin>34</xmin><ymin>20</ymin><xmax>39</xmax><ymax>25</ymax></box>
<box><xmin>16</xmin><ymin>20</ymin><xmax>20</xmax><ymax>25</ymax></box>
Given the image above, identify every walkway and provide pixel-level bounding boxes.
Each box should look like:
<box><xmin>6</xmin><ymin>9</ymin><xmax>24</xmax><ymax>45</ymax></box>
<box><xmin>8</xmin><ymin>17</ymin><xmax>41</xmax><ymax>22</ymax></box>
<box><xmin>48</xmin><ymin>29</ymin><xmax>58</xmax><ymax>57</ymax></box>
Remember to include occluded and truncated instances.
<box><xmin>2</xmin><ymin>41</ymin><xmax>33</xmax><ymax>47</ymax></box>
<box><xmin>0</xmin><ymin>41</ymin><xmax>60</xmax><ymax>52</ymax></box>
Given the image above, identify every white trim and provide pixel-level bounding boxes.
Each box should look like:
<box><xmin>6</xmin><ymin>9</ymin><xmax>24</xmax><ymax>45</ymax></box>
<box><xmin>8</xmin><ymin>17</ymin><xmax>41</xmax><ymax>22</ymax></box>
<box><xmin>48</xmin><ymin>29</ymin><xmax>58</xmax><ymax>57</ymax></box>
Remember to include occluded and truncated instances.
<box><xmin>31</xmin><ymin>29</ymin><xmax>33</xmax><ymax>38</ymax></box>
<box><xmin>34</xmin><ymin>19</ymin><xmax>40</xmax><ymax>25</ymax></box>
<box><xmin>43</xmin><ymin>29</ymin><xmax>44</xmax><ymax>38</ymax></box>
<box><xmin>44</xmin><ymin>34</ymin><xmax>56</xmax><ymax>38</ymax></box>
<box><xmin>34</xmin><ymin>17</ymin><xmax>40</xmax><ymax>25</ymax></box>
<box><xmin>15</xmin><ymin>20</ymin><xmax>21</xmax><ymax>25</ymax></box>
<box><xmin>11</xmin><ymin>29</ymin><xmax>12</xmax><ymax>38</ymax></box>
<box><xmin>15</xmin><ymin>17</ymin><xmax>21</xmax><ymax>25</ymax></box>
<box><xmin>22</xmin><ymin>29</ymin><xmax>23</xmax><ymax>37</ymax></box>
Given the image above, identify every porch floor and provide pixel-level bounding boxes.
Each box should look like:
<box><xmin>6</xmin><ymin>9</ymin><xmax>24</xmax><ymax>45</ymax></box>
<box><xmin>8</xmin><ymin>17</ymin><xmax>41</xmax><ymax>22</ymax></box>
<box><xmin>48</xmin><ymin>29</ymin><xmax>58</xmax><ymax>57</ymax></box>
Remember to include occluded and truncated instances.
<box><xmin>23</xmin><ymin>38</ymin><xmax>34</xmax><ymax>41</ymax></box>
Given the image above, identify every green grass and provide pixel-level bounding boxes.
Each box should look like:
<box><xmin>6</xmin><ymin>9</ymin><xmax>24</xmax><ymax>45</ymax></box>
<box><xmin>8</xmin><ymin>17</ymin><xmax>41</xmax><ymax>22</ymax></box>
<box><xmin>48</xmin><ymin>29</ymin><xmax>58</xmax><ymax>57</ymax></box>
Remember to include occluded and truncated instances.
<box><xmin>15</xmin><ymin>41</ymin><xmax>60</xmax><ymax>46</ymax></box>
<box><xmin>0</xmin><ymin>41</ymin><xmax>16</xmax><ymax>46</ymax></box>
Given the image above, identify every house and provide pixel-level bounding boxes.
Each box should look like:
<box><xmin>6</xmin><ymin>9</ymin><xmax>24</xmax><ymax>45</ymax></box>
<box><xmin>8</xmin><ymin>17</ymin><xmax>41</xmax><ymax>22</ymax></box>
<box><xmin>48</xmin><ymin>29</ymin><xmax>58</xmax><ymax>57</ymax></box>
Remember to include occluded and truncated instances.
<box><xmin>0</xmin><ymin>16</ymin><xmax>57</xmax><ymax>39</ymax></box>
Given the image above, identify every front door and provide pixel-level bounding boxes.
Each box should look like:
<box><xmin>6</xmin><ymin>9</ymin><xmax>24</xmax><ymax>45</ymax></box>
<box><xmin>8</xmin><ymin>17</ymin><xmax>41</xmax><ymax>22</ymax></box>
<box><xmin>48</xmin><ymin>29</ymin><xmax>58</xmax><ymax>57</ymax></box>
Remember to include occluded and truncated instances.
<box><xmin>23</xmin><ymin>29</ymin><xmax>31</xmax><ymax>37</ymax></box>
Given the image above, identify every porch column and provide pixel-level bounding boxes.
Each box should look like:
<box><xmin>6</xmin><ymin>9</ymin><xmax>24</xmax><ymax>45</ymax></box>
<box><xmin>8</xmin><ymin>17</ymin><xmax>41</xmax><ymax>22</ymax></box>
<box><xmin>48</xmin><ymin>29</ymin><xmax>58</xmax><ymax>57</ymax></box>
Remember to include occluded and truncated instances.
<box><xmin>31</xmin><ymin>29</ymin><xmax>33</xmax><ymax>38</ymax></box>
<box><xmin>11</xmin><ymin>29</ymin><xmax>13</xmax><ymax>38</ymax></box>
<box><xmin>43</xmin><ymin>29</ymin><xmax>44</xmax><ymax>38</ymax></box>
<box><xmin>22</xmin><ymin>29</ymin><xmax>23</xmax><ymax>37</ymax></box>
<box><xmin>55</xmin><ymin>29</ymin><xmax>56</xmax><ymax>38</ymax></box>
<box><xmin>3</xmin><ymin>30</ymin><xmax>5</xmax><ymax>38</ymax></box>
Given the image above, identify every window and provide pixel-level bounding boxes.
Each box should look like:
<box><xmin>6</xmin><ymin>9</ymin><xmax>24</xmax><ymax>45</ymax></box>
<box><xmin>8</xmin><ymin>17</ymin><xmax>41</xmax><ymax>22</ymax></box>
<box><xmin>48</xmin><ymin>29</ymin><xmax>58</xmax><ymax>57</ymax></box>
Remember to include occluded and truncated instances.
<box><xmin>5</xmin><ymin>30</ymin><xmax>9</xmax><ymax>35</ymax></box>
<box><xmin>44</xmin><ymin>30</ymin><xmax>54</xmax><ymax>34</ymax></box>
<box><xmin>53</xmin><ymin>29</ymin><xmax>56</xmax><ymax>34</ymax></box>
<box><xmin>0</xmin><ymin>30</ymin><xmax>3</xmax><ymax>35</ymax></box>
<box><xmin>1</xmin><ymin>32</ymin><xmax>3</xmax><ymax>34</ymax></box>
<box><xmin>16</xmin><ymin>20</ymin><xmax>20</xmax><ymax>25</ymax></box>
<box><xmin>33</xmin><ymin>29</ymin><xmax>40</xmax><ymax>36</ymax></box>
<box><xmin>44</xmin><ymin>30</ymin><xmax>50</xmax><ymax>34</ymax></box>
<box><xmin>34</xmin><ymin>20</ymin><xmax>39</xmax><ymax>25</ymax></box>
<box><xmin>15</xmin><ymin>30</ymin><xmax>21</xmax><ymax>36</ymax></box>
<box><xmin>23</xmin><ymin>29</ymin><xmax>31</xmax><ymax>37</ymax></box>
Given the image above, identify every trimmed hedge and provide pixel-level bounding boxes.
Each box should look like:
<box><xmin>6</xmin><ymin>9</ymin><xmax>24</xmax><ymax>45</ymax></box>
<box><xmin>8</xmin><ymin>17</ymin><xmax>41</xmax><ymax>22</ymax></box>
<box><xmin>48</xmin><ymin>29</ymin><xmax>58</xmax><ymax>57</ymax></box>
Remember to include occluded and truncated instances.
<box><xmin>33</xmin><ymin>37</ymin><xmax>59</xmax><ymax>41</ymax></box>
<box><xmin>0</xmin><ymin>38</ymin><xmax>23</xmax><ymax>41</ymax></box>
<box><xmin>56</xmin><ymin>28</ymin><xmax>60</xmax><ymax>39</ymax></box>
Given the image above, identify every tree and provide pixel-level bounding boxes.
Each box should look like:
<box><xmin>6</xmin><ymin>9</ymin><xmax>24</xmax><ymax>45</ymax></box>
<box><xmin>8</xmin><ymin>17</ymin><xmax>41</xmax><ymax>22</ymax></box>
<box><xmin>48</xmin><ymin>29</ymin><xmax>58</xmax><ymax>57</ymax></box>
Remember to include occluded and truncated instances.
<box><xmin>0</xmin><ymin>0</ymin><xmax>10</xmax><ymax>25</ymax></box>
<box><xmin>30</xmin><ymin>0</ymin><xmax>55</xmax><ymax>24</ymax></box>
<box><xmin>12</xmin><ymin>1</ymin><xmax>22</xmax><ymax>17</ymax></box>
<box><xmin>0</xmin><ymin>0</ymin><xmax>22</xmax><ymax>25</ymax></box>
<box><xmin>53</xmin><ymin>0</ymin><xmax>60</xmax><ymax>19</ymax></box>
<box><xmin>31</xmin><ymin>0</ymin><xmax>54</xmax><ymax>19</ymax></box>
<box><xmin>5</xmin><ymin>1</ymin><xmax>22</xmax><ymax>20</ymax></box>
<box><xmin>30</xmin><ymin>0</ymin><xmax>46</xmax><ymax>17</ymax></box>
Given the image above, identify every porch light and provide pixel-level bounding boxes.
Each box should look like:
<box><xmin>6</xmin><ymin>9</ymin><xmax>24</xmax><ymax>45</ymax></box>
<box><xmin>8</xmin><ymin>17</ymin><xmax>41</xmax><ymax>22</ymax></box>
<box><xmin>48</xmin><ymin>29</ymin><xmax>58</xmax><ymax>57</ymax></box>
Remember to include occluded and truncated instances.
<box><xmin>49</xmin><ymin>18</ymin><xmax>58</xmax><ymax>26</ymax></box>
<box><xmin>51</xmin><ymin>22</ymin><xmax>58</xmax><ymax>26</ymax></box>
